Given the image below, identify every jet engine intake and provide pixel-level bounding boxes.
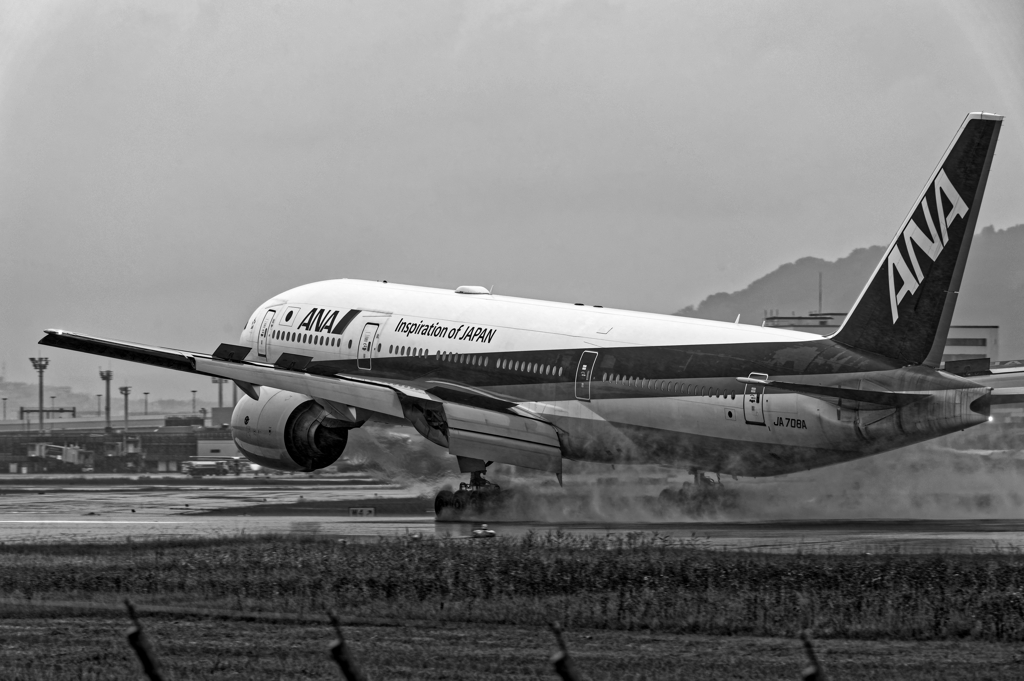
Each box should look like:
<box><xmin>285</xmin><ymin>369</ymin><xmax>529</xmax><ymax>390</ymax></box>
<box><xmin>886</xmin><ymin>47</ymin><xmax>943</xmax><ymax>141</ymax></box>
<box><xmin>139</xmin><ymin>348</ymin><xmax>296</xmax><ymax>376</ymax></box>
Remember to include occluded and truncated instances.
<box><xmin>231</xmin><ymin>387</ymin><xmax>350</xmax><ymax>471</ymax></box>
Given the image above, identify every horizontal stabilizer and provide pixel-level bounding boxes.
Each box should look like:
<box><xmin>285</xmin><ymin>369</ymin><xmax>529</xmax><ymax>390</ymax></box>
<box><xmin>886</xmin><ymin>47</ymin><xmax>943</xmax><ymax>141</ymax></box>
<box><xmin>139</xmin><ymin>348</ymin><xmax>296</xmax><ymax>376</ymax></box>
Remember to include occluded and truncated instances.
<box><xmin>986</xmin><ymin>390</ymin><xmax>1024</xmax><ymax>406</ymax></box>
<box><xmin>960</xmin><ymin>362</ymin><xmax>1024</xmax><ymax>403</ymax></box>
<box><xmin>943</xmin><ymin>356</ymin><xmax>991</xmax><ymax>377</ymax></box>
<box><xmin>736</xmin><ymin>376</ymin><xmax>928</xmax><ymax>407</ymax></box>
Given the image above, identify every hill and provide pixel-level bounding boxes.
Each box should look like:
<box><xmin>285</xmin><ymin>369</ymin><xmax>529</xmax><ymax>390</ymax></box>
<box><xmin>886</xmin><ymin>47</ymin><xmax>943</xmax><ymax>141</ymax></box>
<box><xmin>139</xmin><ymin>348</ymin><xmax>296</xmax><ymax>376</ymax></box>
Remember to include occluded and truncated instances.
<box><xmin>676</xmin><ymin>223</ymin><xmax>1024</xmax><ymax>360</ymax></box>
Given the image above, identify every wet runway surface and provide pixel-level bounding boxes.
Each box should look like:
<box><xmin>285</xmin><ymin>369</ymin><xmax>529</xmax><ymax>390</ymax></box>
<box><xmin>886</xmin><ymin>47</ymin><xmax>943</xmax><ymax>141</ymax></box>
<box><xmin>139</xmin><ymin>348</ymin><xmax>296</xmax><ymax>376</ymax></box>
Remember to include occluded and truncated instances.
<box><xmin>2</xmin><ymin>476</ymin><xmax>1024</xmax><ymax>552</ymax></box>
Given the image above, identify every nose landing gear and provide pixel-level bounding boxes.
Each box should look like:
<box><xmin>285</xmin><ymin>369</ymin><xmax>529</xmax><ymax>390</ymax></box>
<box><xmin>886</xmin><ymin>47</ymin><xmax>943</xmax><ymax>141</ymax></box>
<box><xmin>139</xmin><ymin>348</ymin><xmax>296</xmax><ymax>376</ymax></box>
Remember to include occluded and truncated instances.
<box><xmin>434</xmin><ymin>470</ymin><xmax>505</xmax><ymax>518</ymax></box>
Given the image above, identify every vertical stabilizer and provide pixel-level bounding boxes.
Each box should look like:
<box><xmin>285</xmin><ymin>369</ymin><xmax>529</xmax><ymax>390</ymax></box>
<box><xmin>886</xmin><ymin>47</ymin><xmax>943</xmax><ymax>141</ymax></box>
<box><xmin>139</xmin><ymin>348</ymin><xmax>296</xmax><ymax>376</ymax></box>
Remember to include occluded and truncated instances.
<box><xmin>832</xmin><ymin>113</ymin><xmax>1002</xmax><ymax>366</ymax></box>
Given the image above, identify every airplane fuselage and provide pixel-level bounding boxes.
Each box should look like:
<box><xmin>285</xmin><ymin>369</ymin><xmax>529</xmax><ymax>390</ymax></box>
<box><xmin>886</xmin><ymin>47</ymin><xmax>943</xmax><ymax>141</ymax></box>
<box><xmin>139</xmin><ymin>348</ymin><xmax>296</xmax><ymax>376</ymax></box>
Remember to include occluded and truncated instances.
<box><xmin>240</xmin><ymin>278</ymin><xmax>988</xmax><ymax>477</ymax></box>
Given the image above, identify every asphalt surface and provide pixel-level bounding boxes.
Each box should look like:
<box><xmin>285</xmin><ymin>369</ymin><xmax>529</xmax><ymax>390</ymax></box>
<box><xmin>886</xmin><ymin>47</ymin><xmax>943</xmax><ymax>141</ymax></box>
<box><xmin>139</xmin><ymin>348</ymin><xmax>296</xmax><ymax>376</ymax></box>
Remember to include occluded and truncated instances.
<box><xmin>1</xmin><ymin>475</ymin><xmax>1024</xmax><ymax>552</ymax></box>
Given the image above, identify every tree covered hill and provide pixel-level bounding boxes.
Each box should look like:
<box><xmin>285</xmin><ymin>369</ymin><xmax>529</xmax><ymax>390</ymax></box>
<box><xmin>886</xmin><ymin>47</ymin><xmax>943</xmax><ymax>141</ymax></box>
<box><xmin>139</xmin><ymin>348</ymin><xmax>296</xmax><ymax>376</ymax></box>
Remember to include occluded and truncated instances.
<box><xmin>676</xmin><ymin>223</ymin><xmax>1024</xmax><ymax>360</ymax></box>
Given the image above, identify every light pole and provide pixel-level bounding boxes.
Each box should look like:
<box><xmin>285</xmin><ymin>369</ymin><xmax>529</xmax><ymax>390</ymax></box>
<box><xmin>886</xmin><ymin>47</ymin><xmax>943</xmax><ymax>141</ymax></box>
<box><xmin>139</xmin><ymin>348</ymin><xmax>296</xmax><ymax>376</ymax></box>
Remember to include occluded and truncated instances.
<box><xmin>29</xmin><ymin>357</ymin><xmax>49</xmax><ymax>433</ymax></box>
<box><xmin>191</xmin><ymin>390</ymin><xmax>197</xmax><ymax>413</ymax></box>
<box><xmin>119</xmin><ymin>386</ymin><xmax>131</xmax><ymax>429</ymax></box>
<box><xmin>211</xmin><ymin>377</ymin><xmax>226</xmax><ymax>408</ymax></box>
<box><xmin>143</xmin><ymin>392</ymin><xmax>149</xmax><ymax>415</ymax></box>
<box><xmin>99</xmin><ymin>370</ymin><xmax>113</xmax><ymax>431</ymax></box>
<box><xmin>119</xmin><ymin>385</ymin><xmax>131</xmax><ymax>461</ymax></box>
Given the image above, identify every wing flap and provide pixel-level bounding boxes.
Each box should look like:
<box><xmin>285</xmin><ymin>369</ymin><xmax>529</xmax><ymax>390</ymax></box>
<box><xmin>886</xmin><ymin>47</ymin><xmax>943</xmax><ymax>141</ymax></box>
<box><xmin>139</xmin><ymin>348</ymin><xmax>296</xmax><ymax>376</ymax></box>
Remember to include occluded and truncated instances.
<box><xmin>448</xmin><ymin>429</ymin><xmax>562</xmax><ymax>475</ymax></box>
<box><xmin>442</xmin><ymin>402</ymin><xmax>564</xmax><ymax>475</ymax></box>
<box><xmin>444</xmin><ymin>402</ymin><xmax>561</xmax><ymax>448</ymax></box>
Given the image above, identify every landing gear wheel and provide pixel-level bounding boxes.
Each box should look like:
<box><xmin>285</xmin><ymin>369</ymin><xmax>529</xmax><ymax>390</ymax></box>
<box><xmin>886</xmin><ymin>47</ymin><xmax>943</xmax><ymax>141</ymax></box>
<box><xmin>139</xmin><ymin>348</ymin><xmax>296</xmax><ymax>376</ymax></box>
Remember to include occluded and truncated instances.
<box><xmin>657</xmin><ymin>469</ymin><xmax>738</xmax><ymax>516</ymax></box>
<box><xmin>434</xmin><ymin>468</ymin><xmax>506</xmax><ymax>520</ymax></box>
<box><xmin>434</xmin><ymin>490</ymin><xmax>454</xmax><ymax>515</ymax></box>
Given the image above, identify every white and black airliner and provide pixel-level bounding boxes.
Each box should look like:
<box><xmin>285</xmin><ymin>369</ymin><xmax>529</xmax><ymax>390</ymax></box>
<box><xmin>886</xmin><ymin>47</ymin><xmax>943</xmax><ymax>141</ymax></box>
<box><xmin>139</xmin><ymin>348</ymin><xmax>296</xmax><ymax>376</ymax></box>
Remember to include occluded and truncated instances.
<box><xmin>41</xmin><ymin>112</ymin><xmax>1024</xmax><ymax>515</ymax></box>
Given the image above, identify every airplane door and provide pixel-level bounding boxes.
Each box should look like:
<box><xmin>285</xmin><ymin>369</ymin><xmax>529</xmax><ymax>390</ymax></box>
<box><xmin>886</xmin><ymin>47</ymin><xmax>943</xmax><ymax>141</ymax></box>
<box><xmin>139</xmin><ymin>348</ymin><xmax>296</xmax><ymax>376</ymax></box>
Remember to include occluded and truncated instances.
<box><xmin>575</xmin><ymin>350</ymin><xmax>599</xmax><ymax>401</ymax></box>
<box><xmin>256</xmin><ymin>310</ymin><xmax>275</xmax><ymax>358</ymax></box>
<box><xmin>744</xmin><ymin>373</ymin><xmax>768</xmax><ymax>425</ymax></box>
<box><xmin>356</xmin><ymin>323</ymin><xmax>379</xmax><ymax>370</ymax></box>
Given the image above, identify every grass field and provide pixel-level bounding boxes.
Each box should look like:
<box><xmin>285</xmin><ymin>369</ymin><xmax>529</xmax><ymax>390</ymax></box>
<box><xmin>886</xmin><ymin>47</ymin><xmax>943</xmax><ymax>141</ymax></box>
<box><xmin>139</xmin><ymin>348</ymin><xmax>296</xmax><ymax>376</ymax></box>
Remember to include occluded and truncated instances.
<box><xmin>4</xmin><ymin>533</ymin><xmax>1024</xmax><ymax>678</ymax></box>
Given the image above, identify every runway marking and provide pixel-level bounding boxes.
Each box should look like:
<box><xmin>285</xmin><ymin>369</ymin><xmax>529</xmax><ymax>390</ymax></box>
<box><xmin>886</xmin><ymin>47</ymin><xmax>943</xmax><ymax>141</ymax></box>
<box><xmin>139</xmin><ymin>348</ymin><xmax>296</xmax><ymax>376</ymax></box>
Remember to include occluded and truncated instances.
<box><xmin>0</xmin><ymin>520</ymin><xmax>190</xmax><ymax>524</ymax></box>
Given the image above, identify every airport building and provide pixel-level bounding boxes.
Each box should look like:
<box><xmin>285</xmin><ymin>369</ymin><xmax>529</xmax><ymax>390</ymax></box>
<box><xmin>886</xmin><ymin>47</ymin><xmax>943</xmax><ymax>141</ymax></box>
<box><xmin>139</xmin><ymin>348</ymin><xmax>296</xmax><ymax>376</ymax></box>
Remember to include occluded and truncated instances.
<box><xmin>0</xmin><ymin>417</ymin><xmax>235</xmax><ymax>474</ymax></box>
<box><xmin>943</xmin><ymin>326</ymin><xmax>999</xmax><ymax>363</ymax></box>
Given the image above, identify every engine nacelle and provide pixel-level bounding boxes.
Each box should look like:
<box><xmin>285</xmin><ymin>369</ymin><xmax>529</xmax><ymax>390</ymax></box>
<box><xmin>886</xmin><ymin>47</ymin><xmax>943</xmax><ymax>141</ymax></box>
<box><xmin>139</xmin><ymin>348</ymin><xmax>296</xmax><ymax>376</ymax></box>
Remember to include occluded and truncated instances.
<box><xmin>231</xmin><ymin>388</ymin><xmax>350</xmax><ymax>472</ymax></box>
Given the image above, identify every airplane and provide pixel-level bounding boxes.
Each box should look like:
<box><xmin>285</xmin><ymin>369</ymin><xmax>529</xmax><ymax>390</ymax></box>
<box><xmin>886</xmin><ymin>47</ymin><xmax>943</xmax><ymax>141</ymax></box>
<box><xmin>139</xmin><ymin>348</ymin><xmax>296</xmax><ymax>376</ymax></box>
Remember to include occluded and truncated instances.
<box><xmin>40</xmin><ymin>112</ymin><xmax>1023</xmax><ymax>516</ymax></box>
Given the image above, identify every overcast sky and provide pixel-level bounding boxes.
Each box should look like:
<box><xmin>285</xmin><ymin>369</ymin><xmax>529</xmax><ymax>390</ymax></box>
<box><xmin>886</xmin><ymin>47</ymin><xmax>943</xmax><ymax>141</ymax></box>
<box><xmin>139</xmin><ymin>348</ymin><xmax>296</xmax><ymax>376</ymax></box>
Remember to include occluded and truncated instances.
<box><xmin>1</xmin><ymin>0</ymin><xmax>1022</xmax><ymax>403</ymax></box>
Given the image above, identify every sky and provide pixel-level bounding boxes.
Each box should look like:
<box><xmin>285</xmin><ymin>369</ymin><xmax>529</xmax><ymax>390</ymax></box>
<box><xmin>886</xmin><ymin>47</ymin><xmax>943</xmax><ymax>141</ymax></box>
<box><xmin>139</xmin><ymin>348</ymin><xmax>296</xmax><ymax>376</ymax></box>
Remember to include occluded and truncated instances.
<box><xmin>1</xmin><ymin>0</ymin><xmax>1022</xmax><ymax>404</ymax></box>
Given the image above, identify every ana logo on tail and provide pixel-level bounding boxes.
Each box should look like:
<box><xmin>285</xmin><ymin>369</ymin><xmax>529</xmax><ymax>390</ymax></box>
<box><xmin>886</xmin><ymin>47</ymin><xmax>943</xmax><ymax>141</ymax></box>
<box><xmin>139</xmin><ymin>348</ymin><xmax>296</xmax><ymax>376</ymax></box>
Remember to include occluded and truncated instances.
<box><xmin>887</xmin><ymin>169</ymin><xmax>969</xmax><ymax>323</ymax></box>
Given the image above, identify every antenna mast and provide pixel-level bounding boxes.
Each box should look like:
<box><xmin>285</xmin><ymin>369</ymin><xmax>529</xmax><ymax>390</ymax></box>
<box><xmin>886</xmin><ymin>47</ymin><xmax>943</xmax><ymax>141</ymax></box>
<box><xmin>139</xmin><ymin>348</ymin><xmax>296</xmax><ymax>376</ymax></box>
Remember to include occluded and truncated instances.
<box><xmin>818</xmin><ymin>272</ymin><xmax>822</xmax><ymax>314</ymax></box>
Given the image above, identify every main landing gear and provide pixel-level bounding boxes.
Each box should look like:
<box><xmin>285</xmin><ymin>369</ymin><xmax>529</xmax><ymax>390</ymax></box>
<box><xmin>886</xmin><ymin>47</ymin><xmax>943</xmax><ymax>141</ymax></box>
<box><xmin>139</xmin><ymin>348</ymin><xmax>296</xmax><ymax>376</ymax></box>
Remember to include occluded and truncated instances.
<box><xmin>658</xmin><ymin>468</ymin><xmax>739</xmax><ymax>515</ymax></box>
<box><xmin>434</xmin><ymin>470</ymin><xmax>505</xmax><ymax>518</ymax></box>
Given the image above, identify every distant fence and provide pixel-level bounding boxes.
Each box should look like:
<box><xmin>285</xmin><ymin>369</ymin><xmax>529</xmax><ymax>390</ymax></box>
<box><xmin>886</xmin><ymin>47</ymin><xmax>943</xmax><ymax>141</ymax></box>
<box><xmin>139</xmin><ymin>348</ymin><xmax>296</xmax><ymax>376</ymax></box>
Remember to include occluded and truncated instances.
<box><xmin>119</xmin><ymin>599</ymin><xmax>827</xmax><ymax>681</ymax></box>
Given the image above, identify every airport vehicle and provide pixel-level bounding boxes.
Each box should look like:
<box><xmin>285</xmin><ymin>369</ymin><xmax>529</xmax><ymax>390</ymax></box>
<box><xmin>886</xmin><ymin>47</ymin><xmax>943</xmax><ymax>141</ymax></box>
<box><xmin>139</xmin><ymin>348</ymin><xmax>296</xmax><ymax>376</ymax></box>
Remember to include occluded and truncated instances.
<box><xmin>184</xmin><ymin>460</ymin><xmax>227</xmax><ymax>477</ymax></box>
<box><xmin>40</xmin><ymin>113</ymin><xmax>1023</xmax><ymax>516</ymax></box>
<box><xmin>183</xmin><ymin>457</ymin><xmax>244</xmax><ymax>477</ymax></box>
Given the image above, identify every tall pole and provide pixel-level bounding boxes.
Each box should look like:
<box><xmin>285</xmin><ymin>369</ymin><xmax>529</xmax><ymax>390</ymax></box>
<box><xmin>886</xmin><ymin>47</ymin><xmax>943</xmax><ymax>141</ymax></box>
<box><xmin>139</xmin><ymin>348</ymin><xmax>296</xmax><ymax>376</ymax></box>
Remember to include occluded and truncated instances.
<box><xmin>29</xmin><ymin>357</ymin><xmax>49</xmax><ymax>434</ymax></box>
<box><xmin>191</xmin><ymin>390</ymin><xmax>197</xmax><ymax>413</ymax></box>
<box><xmin>120</xmin><ymin>386</ymin><xmax>130</xmax><ymax>428</ymax></box>
<box><xmin>99</xmin><ymin>370</ymin><xmax>113</xmax><ymax>431</ymax></box>
<box><xmin>119</xmin><ymin>386</ymin><xmax>131</xmax><ymax>458</ymax></box>
<box><xmin>212</xmin><ymin>377</ymin><xmax>225</xmax><ymax>408</ymax></box>
<box><xmin>143</xmin><ymin>392</ymin><xmax>149</xmax><ymax>415</ymax></box>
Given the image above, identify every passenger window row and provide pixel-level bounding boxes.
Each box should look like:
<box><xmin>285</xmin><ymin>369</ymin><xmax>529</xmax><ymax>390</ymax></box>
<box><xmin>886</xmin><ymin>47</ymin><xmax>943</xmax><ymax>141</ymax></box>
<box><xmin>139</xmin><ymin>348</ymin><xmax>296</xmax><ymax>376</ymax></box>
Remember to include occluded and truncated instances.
<box><xmin>272</xmin><ymin>330</ymin><xmax>351</xmax><ymax>349</ymax></box>
<box><xmin>439</xmin><ymin>351</ymin><xmax>489</xmax><ymax>368</ymax></box>
<box><xmin>389</xmin><ymin>344</ymin><xmax>428</xmax><ymax>357</ymax></box>
<box><xmin>602</xmin><ymin>373</ymin><xmax>736</xmax><ymax>399</ymax></box>
<box><xmin>432</xmin><ymin>351</ymin><xmax>567</xmax><ymax>377</ymax></box>
<box><xmin>494</xmin><ymin>357</ymin><xmax>563</xmax><ymax>376</ymax></box>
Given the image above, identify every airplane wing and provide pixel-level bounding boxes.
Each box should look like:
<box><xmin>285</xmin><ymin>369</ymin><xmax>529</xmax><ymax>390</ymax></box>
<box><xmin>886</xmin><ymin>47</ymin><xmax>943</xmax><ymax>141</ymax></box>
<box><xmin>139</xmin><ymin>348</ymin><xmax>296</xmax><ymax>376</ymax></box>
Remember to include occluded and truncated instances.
<box><xmin>38</xmin><ymin>329</ymin><xmax>564</xmax><ymax>475</ymax></box>
<box><xmin>40</xmin><ymin>329</ymin><xmax>411</xmax><ymax>418</ymax></box>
